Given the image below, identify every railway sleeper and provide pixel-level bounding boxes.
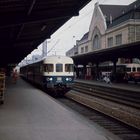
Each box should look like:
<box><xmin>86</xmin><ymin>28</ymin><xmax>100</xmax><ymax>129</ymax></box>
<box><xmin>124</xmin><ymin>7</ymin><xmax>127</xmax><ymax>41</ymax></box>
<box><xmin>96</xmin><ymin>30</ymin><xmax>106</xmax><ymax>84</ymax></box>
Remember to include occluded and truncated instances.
<box><xmin>66</xmin><ymin>90</ymin><xmax>140</xmax><ymax>130</ymax></box>
<box><xmin>73</xmin><ymin>85</ymin><xmax>140</xmax><ymax>109</ymax></box>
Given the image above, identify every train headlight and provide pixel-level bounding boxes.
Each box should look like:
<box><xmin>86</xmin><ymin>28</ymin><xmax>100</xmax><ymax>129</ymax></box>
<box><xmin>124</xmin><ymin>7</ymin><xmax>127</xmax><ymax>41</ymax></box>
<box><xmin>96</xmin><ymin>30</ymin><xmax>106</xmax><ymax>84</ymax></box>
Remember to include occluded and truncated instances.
<box><xmin>47</xmin><ymin>77</ymin><xmax>53</xmax><ymax>81</ymax></box>
<box><xmin>50</xmin><ymin>77</ymin><xmax>53</xmax><ymax>81</ymax></box>
<box><xmin>69</xmin><ymin>78</ymin><xmax>72</xmax><ymax>81</ymax></box>
<box><xmin>66</xmin><ymin>78</ymin><xmax>72</xmax><ymax>81</ymax></box>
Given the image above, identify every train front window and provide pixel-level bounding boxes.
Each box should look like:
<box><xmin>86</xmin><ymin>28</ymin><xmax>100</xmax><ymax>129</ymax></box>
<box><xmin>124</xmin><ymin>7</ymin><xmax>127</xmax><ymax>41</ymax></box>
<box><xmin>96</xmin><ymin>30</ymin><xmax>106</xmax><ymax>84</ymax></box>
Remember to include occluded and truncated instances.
<box><xmin>56</xmin><ymin>64</ymin><xmax>63</xmax><ymax>72</ymax></box>
<box><xmin>132</xmin><ymin>67</ymin><xmax>136</xmax><ymax>72</ymax></box>
<box><xmin>65</xmin><ymin>64</ymin><xmax>73</xmax><ymax>72</ymax></box>
<box><xmin>126</xmin><ymin>68</ymin><xmax>131</xmax><ymax>72</ymax></box>
<box><xmin>44</xmin><ymin>64</ymin><xmax>53</xmax><ymax>72</ymax></box>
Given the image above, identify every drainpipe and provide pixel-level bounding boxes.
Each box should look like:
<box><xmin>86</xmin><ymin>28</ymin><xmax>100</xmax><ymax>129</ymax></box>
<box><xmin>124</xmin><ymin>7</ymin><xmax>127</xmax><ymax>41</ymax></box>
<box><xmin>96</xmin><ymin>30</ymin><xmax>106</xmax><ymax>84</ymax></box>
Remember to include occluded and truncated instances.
<box><xmin>96</xmin><ymin>62</ymin><xmax>99</xmax><ymax>80</ymax></box>
<box><xmin>112</xmin><ymin>58</ymin><xmax>118</xmax><ymax>82</ymax></box>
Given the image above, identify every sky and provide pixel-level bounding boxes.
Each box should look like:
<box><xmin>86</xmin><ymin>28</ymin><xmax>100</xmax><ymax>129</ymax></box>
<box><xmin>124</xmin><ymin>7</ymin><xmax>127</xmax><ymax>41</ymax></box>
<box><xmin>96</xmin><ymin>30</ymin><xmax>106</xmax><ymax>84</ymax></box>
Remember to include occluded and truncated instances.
<box><xmin>26</xmin><ymin>0</ymin><xmax>136</xmax><ymax>60</ymax></box>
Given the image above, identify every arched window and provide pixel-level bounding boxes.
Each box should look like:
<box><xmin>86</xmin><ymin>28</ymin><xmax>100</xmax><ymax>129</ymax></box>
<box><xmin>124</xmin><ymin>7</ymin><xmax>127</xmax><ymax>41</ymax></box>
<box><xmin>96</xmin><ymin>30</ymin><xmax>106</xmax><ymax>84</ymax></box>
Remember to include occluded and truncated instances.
<box><xmin>93</xmin><ymin>35</ymin><xmax>100</xmax><ymax>49</ymax></box>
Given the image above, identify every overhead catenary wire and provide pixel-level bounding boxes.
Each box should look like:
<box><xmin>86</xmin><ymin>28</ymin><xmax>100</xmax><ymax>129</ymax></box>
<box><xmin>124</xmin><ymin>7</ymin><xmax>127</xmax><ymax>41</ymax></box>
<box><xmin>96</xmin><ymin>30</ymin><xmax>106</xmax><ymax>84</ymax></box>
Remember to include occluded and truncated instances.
<box><xmin>48</xmin><ymin>4</ymin><xmax>94</xmax><ymax>42</ymax></box>
<box><xmin>46</xmin><ymin>2</ymin><xmax>95</xmax><ymax>55</ymax></box>
<box><xmin>47</xmin><ymin>0</ymin><xmax>109</xmax><ymax>45</ymax></box>
<box><xmin>47</xmin><ymin>39</ymin><xmax>60</xmax><ymax>55</ymax></box>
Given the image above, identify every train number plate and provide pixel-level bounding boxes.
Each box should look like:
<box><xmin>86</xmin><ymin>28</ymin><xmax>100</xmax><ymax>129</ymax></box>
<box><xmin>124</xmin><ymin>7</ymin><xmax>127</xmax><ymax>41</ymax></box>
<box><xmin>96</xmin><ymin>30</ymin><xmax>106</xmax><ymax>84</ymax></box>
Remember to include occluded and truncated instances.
<box><xmin>57</xmin><ymin>77</ymin><xmax>62</xmax><ymax>81</ymax></box>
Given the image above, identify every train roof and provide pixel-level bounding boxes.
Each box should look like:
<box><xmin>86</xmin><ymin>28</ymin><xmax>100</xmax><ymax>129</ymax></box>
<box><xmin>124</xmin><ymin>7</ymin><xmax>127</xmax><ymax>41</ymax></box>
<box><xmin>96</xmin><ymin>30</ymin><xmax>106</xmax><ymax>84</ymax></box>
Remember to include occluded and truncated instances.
<box><xmin>43</xmin><ymin>55</ymin><xmax>73</xmax><ymax>63</ymax></box>
<box><xmin>125</xmin><ymin>63</ymin><xmax>140</xmax><ymax>67</ymax></box>
<box><xmin>20</xmin><ymin>55</ymin><xmax>73</xmax><ymax>67</ymax></box>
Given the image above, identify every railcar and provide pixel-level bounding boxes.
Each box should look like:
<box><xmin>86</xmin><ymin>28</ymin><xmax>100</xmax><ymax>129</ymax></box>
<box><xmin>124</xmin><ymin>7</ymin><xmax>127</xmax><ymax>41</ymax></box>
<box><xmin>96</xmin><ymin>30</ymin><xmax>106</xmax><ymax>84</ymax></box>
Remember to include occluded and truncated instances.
<box><xmin>125</xmin><ymin>63</ymin><xmax>140</xmax><ymax>83</ymax></box>
<box><xmin>20</xmin><ymin>55</ymin><xmax>74</xmax><ymax>96</ymax></box>
<box><xmin>97</xmin><ymin>63</ymin><xmax>140</xmax><ymax>83</ymax></box>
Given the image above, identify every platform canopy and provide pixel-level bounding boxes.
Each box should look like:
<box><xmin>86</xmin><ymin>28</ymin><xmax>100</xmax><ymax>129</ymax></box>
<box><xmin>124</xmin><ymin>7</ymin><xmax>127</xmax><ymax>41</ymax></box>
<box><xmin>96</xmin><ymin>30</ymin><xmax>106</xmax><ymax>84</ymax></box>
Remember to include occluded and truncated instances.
<box><xmin>72</xmin><ymin>41</ymin><xmax>140</xmax><ymax>65</ymax></box>
<box><xmin>0</xmin><ymin>0</ymin><xmax>91</xmax><ymax>67</ymax></box>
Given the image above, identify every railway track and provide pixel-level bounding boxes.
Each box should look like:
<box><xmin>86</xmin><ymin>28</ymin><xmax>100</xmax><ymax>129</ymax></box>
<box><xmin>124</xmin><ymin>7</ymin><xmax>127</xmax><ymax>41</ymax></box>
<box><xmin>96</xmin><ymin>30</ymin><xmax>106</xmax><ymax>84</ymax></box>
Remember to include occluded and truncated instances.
<box><xmin>73</xmin><ymin>81</ymin><xmax>140</xmax><ymax>109</ymax></box>
<box><xmin>58</xmin><ymin>97</ymin><xmax>140</xmax><ymax>140</ymax></box>
<box><xmin>69</xmin><ymin>81</ymin><xmax>140</xmax><ymax>128</ymax></box>
<box><xmin>57</xmin><ymin>80</ymin><xmax>140</xmax><ymax>139</ymax></box>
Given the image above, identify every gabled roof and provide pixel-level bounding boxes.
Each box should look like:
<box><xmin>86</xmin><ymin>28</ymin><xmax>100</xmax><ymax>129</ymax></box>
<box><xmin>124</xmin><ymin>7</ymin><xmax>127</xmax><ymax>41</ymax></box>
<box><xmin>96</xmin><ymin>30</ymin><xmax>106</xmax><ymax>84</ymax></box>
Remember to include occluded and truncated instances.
<box><xmin>80</xmin><ymin>32</ymin><xmax>89</xmax><ymax>41</ymax></box>
<box><xmin>76</xmin><ymin>32</ymin><xmax>89</xmax><ymax>46</ymax></box>
<box><xmin>127</xmin><ymin>0</ymin><xmax>140</xmax><ymax>11</ymax></box>
<box><xmin>99</xmin><ymin>5</ymin><xmax>127</xmax><ymax>21</ymax></box>
<box><xmin>100</xmin><ymin>0</ymin><xmax>140</xmax><ymax>28</ymax></box>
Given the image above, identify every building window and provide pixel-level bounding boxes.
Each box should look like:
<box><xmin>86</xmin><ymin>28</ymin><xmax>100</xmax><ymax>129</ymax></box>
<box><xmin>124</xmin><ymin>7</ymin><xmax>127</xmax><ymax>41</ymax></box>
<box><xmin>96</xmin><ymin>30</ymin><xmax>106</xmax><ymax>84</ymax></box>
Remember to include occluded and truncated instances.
<box><xmin>136</xmin><ymin>25</ymin><xmax>140</xmax><ymax>41</ymax></box>
<box><xmin>85</xmin><ymin>46</ymin><xmax>88</xmax><ymax>52</ymax></box>
<box><xmin>81</xmin><ymin>47</ymin><xmax>84</xmax><ymax>53</ymax></box>
<box><xmin>115</xmin><ymin>34</ymin><xmax>122</xmax><ymax>45</ymax></box>
<box><xmin>93</xmin><ymin>35</ymin><xmax>100</xmax><ymax>49</ymax></box>
<box><xmin>107</xmin><ymin>37</ymin><xmax>113</xmax><ymax>47</ymax></box>
<box><xmin>128</xmin><ymin>26</ymin><xmax>135</xmax><ymax>42</ymax></box>
<box><xmin>128</xmin><ymin>25</ymin><xmax>140</xmax><ymax>42</ymax></box>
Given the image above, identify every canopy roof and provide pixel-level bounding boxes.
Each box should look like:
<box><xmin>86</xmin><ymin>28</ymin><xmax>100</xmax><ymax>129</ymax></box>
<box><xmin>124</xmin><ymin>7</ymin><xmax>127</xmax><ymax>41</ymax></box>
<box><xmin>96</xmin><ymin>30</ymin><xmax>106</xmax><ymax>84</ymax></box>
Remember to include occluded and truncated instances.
<box><xmin>0</xmin><ymin>0</ymin><xmax>91</xmax><ymax>67</ymax></box>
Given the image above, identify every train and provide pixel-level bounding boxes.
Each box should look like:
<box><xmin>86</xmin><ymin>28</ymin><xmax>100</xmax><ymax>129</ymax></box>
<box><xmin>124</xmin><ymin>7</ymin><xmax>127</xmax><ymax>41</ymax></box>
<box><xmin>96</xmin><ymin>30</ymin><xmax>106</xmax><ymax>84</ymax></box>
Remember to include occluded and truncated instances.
<box><xmin>125</xmin><ymin>63</ymin><xmax>140</xmax><ymax>83</ymax></box>
<box><xmin>75</xmin><ymin>63</ymin><xmax>140</xmax><ymax>83</ymax></box>
<box><xmin>20</xmin><ymin>55</ymin><xmax>74</xmax><ymax>96</ymax></box>
<box><xmin>98</xmin><ymin>63</ymin><xmax>140</xmax><ymax>83</ymax></box>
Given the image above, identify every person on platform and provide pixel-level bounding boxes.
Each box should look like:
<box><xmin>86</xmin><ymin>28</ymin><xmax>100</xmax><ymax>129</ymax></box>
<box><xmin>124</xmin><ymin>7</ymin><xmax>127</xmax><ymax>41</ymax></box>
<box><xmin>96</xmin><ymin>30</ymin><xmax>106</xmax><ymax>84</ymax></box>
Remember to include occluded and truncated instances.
<box><xmin>103</xmin><ymin>74</ymin><xmax>111</xmax><ymax>84</ymax></box>
<box><xmin>12</xmin><ymin>69</ymin><xmax>18</xmax><ymax>83</ymax></box>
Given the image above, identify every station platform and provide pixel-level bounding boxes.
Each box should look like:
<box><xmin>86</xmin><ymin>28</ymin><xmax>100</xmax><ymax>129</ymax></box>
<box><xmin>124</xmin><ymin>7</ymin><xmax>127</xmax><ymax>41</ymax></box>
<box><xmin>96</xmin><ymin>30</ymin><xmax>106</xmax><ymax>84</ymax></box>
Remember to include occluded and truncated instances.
<box><xmin>0</xmin><ymin>78</ymin><xmax>120</xmax><ymax>140</ymax></box>
<box><xmin>75</xmin><ymin>79</ymin><xmax>140</xmax><ymax>93</ymax></box>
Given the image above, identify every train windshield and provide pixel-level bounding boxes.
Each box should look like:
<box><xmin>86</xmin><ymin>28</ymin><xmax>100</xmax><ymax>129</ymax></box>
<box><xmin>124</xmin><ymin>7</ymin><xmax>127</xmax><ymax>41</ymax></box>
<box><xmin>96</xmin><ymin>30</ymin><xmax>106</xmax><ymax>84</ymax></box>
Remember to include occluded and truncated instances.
<box><xmin>56</xmin><ymin>63</ymin><xmax>63</xmax><ymax>72</ymax></box>
<box><xmin>44</xmin><ymin>64</ymin><xmax>54</xmax><ymax>72</ymax></box>
<box><xmin>132</xmin><ymin>67</ymin><xmax>136</xmax><ymax>72</ymax></box>
<box><xmin>65</xmin><ymin>64</ymin><xmax>73</xmax><ymax>72</ymax></box>
<box><xmin>126</xmin><ymin>67</ymin><xmax>131</xmax><ymax>72</ymax></box>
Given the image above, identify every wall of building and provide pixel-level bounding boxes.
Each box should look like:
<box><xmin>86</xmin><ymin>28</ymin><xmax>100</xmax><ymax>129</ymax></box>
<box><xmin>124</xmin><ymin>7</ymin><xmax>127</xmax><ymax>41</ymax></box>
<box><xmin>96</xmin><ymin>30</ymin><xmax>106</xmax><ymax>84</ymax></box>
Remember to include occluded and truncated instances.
<box><xmin>105</xmin><ymin>20</ymin><xmax>140</xmax><ymax>48</ymax></box>
<box><xmin>78</xmin><ymin>40</ymin><xmax>89</xmax><ymax>54</ymax></box>
<box><xmin>88</xmin><ymin>3</ymin><xmax>107</xmax><ymax>52</ymax></box>
<box><xmin>66</xmin><ymin>47</ymin><xmax>75</xmax><ymax>57</ymax></box>
<box><xmin>128</xmin><ymin>23</ymin><xmax>140</xmax><ymax>43</ymax></box>
<box><xmin>66</xmin><ymin>2</ymin><xmax>140</xmax><ymax>62</ymax></box>
<box><xmin>105</xmin><ymin>25</ymin><xmax>129</xmax><ymax>48</ymax></box>
<box><xmin>66</xmin><ymin>45</ymin><xmax>78</xmax><ymax>57</ymax></box>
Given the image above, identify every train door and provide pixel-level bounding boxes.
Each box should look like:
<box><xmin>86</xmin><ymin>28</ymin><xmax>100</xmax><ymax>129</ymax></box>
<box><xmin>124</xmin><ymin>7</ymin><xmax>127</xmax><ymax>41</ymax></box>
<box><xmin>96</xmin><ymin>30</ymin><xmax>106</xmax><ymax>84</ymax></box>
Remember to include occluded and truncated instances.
<box><xmin>85</xmin><ymin>65</ymin><xmax>92</xmax><ymax>80</ymax></box>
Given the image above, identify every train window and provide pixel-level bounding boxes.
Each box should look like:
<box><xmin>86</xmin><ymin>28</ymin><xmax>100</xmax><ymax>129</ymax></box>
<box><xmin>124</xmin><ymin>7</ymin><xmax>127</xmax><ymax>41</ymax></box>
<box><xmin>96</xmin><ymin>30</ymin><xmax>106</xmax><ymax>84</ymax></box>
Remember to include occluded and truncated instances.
<box><xmin>56</xmin><ymin>64</ymin><xmax>63</xmax><ymax>72</ymax></box>
<box><xmin>40</xmin><ymin>65</ymin><xmax>43</xmax><ymax>73</ymax></box>
<box><xmin>44</xmin><ymin>64</ymin><xmax>53</xmax><ymax>72</ymax></box>
<box><xmin>132</xmin><ymin>67</ymin><xmax>136</xmax><ymax>72</ymax></box>
<box><xmin>137</xmin><ymin>67</ymin><xmax>140</xmax><ymax>72</ymax></box>
<box><xmin>126</xmin><ymin>67</ymin><xmax>131</xmax><ymax>72</ymax></box>
<box><xmin>65</xmin><ymin>64</ymin><xmax>73</xmax><ymax>72</ymax></box>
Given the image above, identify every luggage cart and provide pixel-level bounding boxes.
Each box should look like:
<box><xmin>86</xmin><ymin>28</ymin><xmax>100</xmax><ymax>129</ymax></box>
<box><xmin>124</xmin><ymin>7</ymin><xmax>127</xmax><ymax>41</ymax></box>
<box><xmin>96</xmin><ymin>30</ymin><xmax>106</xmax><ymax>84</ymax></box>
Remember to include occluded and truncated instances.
<box><xmin>0</xmin><ymin>73</ymin><xmax>5</xmax><ymax>104</ymax></box>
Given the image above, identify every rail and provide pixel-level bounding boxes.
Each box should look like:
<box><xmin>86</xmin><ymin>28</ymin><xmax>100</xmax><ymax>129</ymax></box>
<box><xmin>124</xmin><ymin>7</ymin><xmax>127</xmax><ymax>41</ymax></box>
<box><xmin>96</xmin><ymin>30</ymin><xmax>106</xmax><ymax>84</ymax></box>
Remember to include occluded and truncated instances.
<box><xmin>65</xmin><ymin>80</ymin><xmax>140</xmax><ymax>130</ymax></box>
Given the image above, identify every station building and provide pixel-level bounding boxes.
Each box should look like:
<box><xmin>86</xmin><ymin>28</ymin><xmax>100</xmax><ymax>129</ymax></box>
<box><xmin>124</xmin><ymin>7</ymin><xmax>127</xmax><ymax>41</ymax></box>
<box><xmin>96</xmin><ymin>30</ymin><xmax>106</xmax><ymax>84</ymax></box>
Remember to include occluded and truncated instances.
<box><xmin>66</xmin><ymin>0</ymin><xmax>140</xmax><ymax>64</ymax></box>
